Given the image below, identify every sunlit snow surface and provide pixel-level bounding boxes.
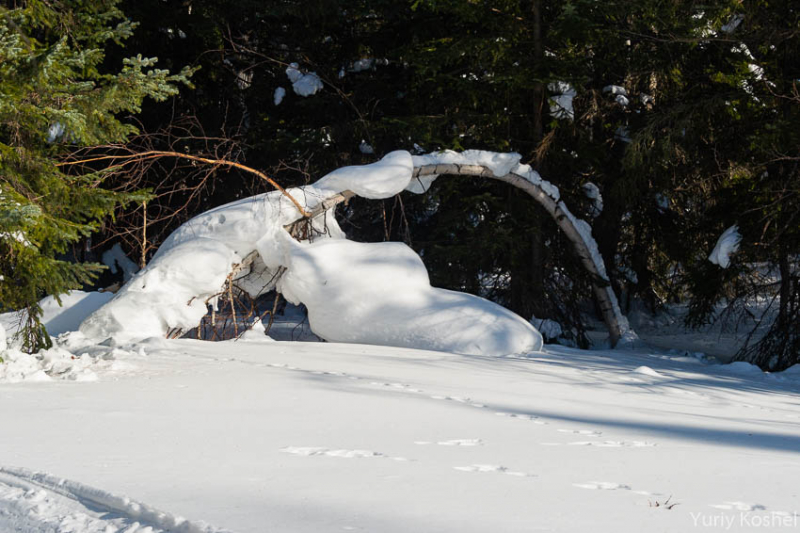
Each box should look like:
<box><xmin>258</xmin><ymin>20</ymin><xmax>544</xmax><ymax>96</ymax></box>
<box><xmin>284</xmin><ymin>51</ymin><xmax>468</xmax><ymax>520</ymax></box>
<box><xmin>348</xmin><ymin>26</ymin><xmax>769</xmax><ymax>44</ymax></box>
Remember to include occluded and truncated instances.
<box><xmin>2</xmin><ymin>335</ymin><xmax>800</xmax><ymax>532</ymax></box>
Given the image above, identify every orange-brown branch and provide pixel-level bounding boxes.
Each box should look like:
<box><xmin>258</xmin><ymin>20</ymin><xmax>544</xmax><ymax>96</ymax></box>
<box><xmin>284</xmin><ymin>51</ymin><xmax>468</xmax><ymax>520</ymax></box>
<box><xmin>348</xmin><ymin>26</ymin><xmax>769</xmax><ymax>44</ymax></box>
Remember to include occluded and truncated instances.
<box><xmin>58</xmin><ymin>150</ymin><xmax>311</xmax><ymax>217</ymax></box>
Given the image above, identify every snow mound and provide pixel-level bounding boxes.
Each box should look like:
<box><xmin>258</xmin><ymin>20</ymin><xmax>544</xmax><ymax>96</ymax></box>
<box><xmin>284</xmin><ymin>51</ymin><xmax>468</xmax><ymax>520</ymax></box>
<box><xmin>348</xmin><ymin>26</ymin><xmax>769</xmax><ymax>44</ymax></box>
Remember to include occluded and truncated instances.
<box><xmin>80</xmin><ymin>152</ymin><xmax>414</xmax><ymax>343</ymax></box>
<box><xmin>278</xmin><ymin>237</ymin><xmax>543</xmax><ymax>356</ymax></box>
<box><xmin>0</xmin><ymin>290</ymin><xmax>114</xmax><ymax>340</ymax></box>
<box><xmin>0</xmin><ymin>467</ymin><xmax>228</xmax><ymax>533</ymax></box>
<box><xmin>708</xmin><ymin>225</ymin><xmax>741</xmax><ymax>269</ymax></box>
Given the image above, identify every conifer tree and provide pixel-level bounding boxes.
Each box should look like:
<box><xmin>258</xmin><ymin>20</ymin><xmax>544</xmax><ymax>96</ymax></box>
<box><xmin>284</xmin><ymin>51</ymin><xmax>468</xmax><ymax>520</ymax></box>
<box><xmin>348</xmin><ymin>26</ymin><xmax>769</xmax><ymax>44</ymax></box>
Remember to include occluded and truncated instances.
<box><xmin>0</xmin><ymin>0</ymin><xmax>192</xmax><ymax>351</ymax></box>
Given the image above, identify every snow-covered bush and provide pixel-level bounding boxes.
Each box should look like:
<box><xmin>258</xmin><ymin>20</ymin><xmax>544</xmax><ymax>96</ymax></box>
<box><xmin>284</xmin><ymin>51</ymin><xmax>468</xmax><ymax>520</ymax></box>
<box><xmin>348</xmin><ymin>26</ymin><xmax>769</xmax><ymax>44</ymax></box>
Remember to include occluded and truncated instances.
<box><xmin>80</xmin><ymin>152</ymin><xmax>543</xmax><ymax>356</ymax></box>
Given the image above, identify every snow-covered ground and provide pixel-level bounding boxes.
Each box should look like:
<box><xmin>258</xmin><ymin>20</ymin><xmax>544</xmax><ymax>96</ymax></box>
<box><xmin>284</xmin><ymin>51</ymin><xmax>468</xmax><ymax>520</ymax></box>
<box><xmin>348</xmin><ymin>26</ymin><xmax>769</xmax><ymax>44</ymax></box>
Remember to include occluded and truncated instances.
<box><xmin>2</xmin><ymin>333</ymin><xmax>800</xmax><ymax>532</ymax></box>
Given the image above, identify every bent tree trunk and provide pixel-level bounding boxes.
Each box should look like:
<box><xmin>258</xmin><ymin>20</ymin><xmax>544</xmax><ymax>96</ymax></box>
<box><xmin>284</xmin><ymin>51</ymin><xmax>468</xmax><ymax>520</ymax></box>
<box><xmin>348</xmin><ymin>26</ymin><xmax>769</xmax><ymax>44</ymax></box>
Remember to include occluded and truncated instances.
<box><xmin>301</xmin><ymin>164</ymin><xmax>629</xmax><ymax>347</ymax></box>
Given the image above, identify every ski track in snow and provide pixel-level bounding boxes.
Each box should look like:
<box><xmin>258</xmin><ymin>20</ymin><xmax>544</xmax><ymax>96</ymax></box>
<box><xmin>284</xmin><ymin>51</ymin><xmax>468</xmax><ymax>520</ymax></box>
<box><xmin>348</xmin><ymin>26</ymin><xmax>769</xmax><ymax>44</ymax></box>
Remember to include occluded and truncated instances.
<box><xmin>0</xmin><ymin>467</ymin><xmax>227</xmax><ymax>533</ymax></box>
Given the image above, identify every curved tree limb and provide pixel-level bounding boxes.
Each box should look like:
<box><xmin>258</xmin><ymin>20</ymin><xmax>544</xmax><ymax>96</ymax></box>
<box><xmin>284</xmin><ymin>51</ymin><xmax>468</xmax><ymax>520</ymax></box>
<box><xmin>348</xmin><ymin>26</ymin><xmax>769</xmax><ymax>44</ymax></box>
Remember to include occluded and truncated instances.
<box><xmin>57</xmin><ymin>150</ymin><xmax>311</xmax><ymax>217</ymax></box>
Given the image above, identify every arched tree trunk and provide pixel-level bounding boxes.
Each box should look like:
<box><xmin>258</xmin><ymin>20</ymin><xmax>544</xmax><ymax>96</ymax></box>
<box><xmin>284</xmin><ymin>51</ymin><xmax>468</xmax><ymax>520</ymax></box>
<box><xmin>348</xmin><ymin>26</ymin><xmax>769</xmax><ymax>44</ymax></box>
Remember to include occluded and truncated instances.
<box><xmin>301</xmin><ymin>164</ymin><xmax>631</xmax><ymax>347</ymax></box>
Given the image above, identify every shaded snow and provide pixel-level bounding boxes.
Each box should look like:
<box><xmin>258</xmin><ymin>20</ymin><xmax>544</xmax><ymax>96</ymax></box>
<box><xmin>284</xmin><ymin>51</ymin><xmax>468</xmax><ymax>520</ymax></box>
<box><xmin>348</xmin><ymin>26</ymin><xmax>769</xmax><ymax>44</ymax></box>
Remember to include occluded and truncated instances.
<box><xmin>548</xmin><ymin>82</ymin><xmax>576</xmax><ymax>120</ymax></box>
<box><xmin>273</xmin><ymin>86</ymin><xmax>286</xmax><ymax>106</ymax></box>
<box><xmin>286</xmin><ymin>63</ymin><xmax>323</xmax><ymax>97</ymax></box>
<box><xmin>530</xmin><ymin>315</ymin><xmax>562</xmax><ymax>341</ymax></box>
<box><xmin>582</xmin><ymin>182</ymin><xmax>603</xmax><ymax>217</ymax></box>
<box><xmin>359</xmin><ymin>140</ymin><xmax>374</xmax><ymax>154</ymax></box>
<box><xmin>603</xmin><ymin>85</ymin><xmax>629</xmax><ymax>107</ymax></box>
<box><xmin>0</xmin><ymin>291</ymin><xmax>114</xmax><ymax>341</ymax></box>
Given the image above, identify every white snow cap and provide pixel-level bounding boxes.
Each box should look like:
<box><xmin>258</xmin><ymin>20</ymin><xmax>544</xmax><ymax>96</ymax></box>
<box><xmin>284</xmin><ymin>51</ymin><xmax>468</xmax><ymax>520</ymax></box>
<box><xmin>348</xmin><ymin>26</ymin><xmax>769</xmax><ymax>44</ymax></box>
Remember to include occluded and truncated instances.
<box><xmin>602</xmin><ymin>85</ymin><xmax>627</xmax><ymax>96</ymax></box>
<box><xmin>603</xmin><ymin>86</ymin><xmax>629</xmax><ymax>106</ymax></box>
<box><xmin>407</xmin><ymin>150</ymin><xmax>523</xmax><ymax>195</ymax></box>
<box><xmin>273</xmin><ymin>86</ymin><xmax>286</xmax><ymax>106</ymax></box>
<box><xmin>512</xmin><ymin>163</ymin><xmax>560</xmax><ymax>201</ymax></box>
<box><xmin>317</xmin><ymin>150</ymin><xmax>412</xmax><ymax>199</ymax></box>
<box><xmin>0</xmin><ymin>322</ymin><xmax>6</xmax><ymax>352</ymax></box>
<box><xmin>708</xmin><ymin>225</ymin><xmax>742</xmax><ymax>269</ymax></box>
<box><xmin>411</xmin><ymin>150</ymin><xmax>522</xmax><ymax>177</ymax></box>
<box><xmin>286</xmin><ymin>63</ymin><xmax>324</xmax><ymax>97</ymax></box>
<box><xmin>279</xmin><ymin>237</ymin><xmax>543</xmax><ymax>356</ymax></box>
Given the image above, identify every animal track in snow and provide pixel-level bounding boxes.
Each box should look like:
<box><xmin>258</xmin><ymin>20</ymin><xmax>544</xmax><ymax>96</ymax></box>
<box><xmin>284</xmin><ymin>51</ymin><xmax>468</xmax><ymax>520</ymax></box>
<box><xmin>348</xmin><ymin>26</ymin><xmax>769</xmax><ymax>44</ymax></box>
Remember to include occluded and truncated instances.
<box><xmin>573</xmin><ymin>481</ymin><xmax>631</xmax><ymax>490</ymax></box>
<box><xmin>567</xmin><ymin>440</ymin><xmax>656</xmax><ymax>448</ymax></box>
<box><xmin>280</xmin><ymin>446</ymin><xmax>409</xmax><ymax>461</ymax></box>
<box><xmin>439</xmin><ymin>439</ymin><xmax>483</xmax><ymax>446</ymax></box>
<box><xmin>370</xmin><ymin>382</ymin><xmax>423</xmax><ymax>393</ymax></box>
<box><xmin>710</xmin><ymin>501</ymin><xmax>766</xmax><ymax>511</ymax></box>
<box><xmin>281</xmin><ymin>447</ymin><xmax>382</xmax><ymax>458</ymax></box>
<box><xmin>454</xmin><ymin>464</ymin><xmax>534</xmax><ymax>477</ymax></box>
<box><xmin>427</xmin><ymin>395</ymin><xmax>487</xmax><ymax>409</ymax></box>
<box><xmin>558</xmin><ymin>429</ymin><xmax>602</xmax><ymax>437</ymax></box>
<box><xmin>414</xmin><ymin>438</ymin><xmax>483</xmax><ymax>447</ymax></box>
<box><xmin>494</xmin><ymin>412</ymin><xmax>547</xmax><ymax>424</ymax></box>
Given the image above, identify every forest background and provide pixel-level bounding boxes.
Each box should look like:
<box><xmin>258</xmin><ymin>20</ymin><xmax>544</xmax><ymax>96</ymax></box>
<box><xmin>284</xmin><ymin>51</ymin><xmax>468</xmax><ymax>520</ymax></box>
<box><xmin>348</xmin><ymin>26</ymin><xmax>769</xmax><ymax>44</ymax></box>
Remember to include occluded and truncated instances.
<box><xmin>1</xmin><ymin>0</ymin><xmax>798</xmax><ymax>370</ymax></box>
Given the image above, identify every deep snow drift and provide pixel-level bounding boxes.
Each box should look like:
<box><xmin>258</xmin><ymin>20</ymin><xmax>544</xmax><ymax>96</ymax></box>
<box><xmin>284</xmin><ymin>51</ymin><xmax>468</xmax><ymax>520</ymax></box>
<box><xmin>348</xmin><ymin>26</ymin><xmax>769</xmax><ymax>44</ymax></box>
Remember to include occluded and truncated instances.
<box><xmin>78</xmin><ymin>151</ymin><xmax>542</xmax><ymax>356</ymax></box>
